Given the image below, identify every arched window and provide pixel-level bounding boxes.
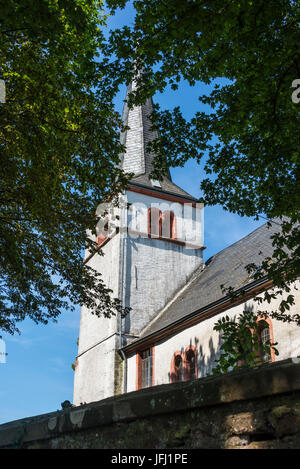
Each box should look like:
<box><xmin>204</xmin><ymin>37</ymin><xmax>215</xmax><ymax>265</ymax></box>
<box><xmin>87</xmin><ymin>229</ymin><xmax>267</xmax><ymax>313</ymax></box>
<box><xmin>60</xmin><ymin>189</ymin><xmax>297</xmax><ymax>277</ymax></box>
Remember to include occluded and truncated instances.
<box><xmin>161</xmin><ymin>211</ymin><xmax>177</xmax><ymax>239</ymax></box>
<box><xmin>183</xmin><ymin>346</ymin><xmax>198</xmax><ymax>381</ymax></box>
<box><xmin>257</xmin><ymin>319</ymin><xmax>273</xmax><ymax>363</ymax></box>
<box><xmin>148</xmin><ymin>207</ymin><xmax>162</xmax><ymax>237</ymax></box>
<box><xmin>170</xmin><ymin>352</ymin><xmax>184</xmax><ymax>383</ymax></box>
<box><xmin>174</xmin><ymin>354</ymin><xmax>184</xmax><ymax>382</ymax></box>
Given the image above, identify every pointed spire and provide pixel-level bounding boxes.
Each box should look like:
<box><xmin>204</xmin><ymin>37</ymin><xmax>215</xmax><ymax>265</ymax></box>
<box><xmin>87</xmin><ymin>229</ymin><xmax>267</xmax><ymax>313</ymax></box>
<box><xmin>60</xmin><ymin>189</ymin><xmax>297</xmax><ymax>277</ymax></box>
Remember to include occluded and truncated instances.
<box><xmin>120</xmin><ymin>81</ymin><xmax>171</xmax><ymax>180</ymax></box>
<box><xmin>120</xmin><ymin>78</ymin><xmax>196</xmax><ymax>201</ymax></box>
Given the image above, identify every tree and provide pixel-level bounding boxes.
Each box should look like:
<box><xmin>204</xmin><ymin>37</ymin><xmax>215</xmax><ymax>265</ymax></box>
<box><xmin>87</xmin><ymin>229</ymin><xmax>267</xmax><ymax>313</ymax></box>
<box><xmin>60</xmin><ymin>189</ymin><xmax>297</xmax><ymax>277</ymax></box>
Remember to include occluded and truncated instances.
<box><xmin>0</xmin><ymin>0</ymin><xmax>131</xmax><ymax>334</ymax></box>
<box><xmin>105</xmin><ymin>0</ymin><xmax>300</xmax><ymax>331</ymax></box>
<box><xmin>212</xmin><ymin>311</ymin><xmax>279</xmax><ymax>375</ymax></box>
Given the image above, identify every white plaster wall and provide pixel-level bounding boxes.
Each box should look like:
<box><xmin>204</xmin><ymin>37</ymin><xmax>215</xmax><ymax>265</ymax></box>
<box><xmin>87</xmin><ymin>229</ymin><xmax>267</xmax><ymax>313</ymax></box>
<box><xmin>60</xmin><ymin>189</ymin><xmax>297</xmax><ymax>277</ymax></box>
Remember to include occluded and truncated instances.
<box><xmin>74</xmin><ymin>234</ymin><xmax>121</xmax><ymax>405</ymax></box>
<box><xmin>123</xmin><ymin>236</ymin><xmax>203</xmax><ymax>335</ymax></box>
<box><xmin>126</xmin><ymin>281</ymin><xmax>300</xmax><ymax>391</ymax></box>
<box><xmin>77</xmin><ymin>234</ymin><xmax>120</xmax><ymax>356</ymax></box>
<box><xmin>73</xmin><ymin>334</ymin><xmax>118</xmax><ymax>405</ymax></box>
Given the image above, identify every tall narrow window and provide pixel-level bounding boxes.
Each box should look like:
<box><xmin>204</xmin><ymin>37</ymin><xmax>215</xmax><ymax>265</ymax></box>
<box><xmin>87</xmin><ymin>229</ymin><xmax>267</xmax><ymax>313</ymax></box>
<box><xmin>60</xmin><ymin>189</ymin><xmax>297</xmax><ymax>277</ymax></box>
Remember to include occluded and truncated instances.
<box><xmin>185</xmin><ymin>350</ymin><xmax>196</xmax><ymax>380</ymax></box>
<box><xmin>136</xmin><ymin>347</ymin><xmax>154</xmax><ymax>390</ymax></box>
<box><xmin>141</xmin><ymin>348</ymin><xmax>153</xmax><ymax>388</ymax></box>
<box><xmin>148</xmin><ymin>208</ymin><xmax>162</xmax><ymax>238</ymax></box>
<box><xmin>257</xmin><ymin>320</ymin><xmax>271</xmax><ymax>363</ymax></box>
<box><xmin>171</xmin><ymin>352</ymin><xmax>184</xmax><ymax>383</ymax></box>
<box><xmin>183</xmin><ymin>346</ymin><xmax>198</xmax><ymax>381</ymax></box>
<box><xmin>161</xmin><ymin>211</ymin><xmax>177</xmax><ymax>239</ymax></box>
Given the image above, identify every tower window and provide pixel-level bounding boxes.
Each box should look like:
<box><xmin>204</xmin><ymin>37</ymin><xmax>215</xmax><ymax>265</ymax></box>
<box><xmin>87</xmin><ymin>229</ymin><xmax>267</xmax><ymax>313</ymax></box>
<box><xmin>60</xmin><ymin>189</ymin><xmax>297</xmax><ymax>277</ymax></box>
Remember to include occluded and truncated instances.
<box><xmin>148</xmin><ymin>207</ymin><xmax>162</xmax><ymax>237</ymax></box>
<box><xmin>161</xmin><ymin>210</ymin><xmax>177</xmax><ymax>239</ymax></box>
<box><xmin>148</xmin><ymin>208</ymin><xmax>177</xmax><ymax>239</ymax></box>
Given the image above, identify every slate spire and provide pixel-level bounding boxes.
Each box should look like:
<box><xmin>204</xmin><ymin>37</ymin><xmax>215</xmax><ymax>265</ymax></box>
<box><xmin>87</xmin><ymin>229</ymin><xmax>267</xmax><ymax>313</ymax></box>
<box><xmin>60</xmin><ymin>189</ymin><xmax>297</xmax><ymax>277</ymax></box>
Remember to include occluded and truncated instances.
<box><xmin>120</xmin><ymin>81</ymin><xmax>171</xmax><ymax>180</ymax></box>
<box><xmin>120</xmin><ymin>79</ymin><xmax>196</xmax><ymax>201</ymax></box>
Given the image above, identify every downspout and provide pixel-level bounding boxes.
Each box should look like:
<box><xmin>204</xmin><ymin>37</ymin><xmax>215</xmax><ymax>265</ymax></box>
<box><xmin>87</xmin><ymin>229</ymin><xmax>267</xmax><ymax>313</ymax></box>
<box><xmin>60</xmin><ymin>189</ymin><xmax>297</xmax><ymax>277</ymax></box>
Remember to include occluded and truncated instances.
<box><xmin>118</xmin><ymin>192</ymin><xmax>127</xmax><ymax>394</ymax></box>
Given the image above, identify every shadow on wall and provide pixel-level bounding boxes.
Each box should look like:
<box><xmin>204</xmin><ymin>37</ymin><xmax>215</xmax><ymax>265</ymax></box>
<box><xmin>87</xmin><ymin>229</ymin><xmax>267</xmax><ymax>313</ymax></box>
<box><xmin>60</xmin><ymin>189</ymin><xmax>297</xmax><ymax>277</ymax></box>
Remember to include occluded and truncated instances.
<box><xmin>168</xmin><ymin>333</ymin><xmax>223</xmax><ymax>384</ymax></box>
<box><xmin>166</xmin><ymin>302</ymin><xmax>280</xmax><ymax>385</ymax></box>
<box><xmin>198</xmin><ymin>334</ymin><xmax>223</xmax><ymax>377</ymax></box>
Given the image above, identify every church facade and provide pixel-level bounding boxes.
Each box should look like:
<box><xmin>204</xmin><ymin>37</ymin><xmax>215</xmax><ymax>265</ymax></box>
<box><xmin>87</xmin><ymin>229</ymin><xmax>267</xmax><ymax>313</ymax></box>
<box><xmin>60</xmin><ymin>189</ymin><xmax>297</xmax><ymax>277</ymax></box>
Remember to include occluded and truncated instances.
<box><xmin>73</xmin><ymin>83</ymin><xmax>300</xmax><ymax>406</ymax></box>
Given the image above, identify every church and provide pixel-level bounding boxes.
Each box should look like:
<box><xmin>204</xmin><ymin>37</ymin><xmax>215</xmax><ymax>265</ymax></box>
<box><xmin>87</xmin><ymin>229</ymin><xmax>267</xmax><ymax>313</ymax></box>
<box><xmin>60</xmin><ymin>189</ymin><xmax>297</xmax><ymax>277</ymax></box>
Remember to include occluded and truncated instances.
<box><xmin>73</xmin><ymin>82</ymin><xmax>300</xmax><ymax>406</ymax></box>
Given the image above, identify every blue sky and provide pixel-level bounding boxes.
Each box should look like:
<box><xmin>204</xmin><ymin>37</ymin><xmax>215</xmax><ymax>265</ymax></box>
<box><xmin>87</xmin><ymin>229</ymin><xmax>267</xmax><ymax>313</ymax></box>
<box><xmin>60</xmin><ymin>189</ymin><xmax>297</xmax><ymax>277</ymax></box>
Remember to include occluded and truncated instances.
<box><xmin>0</xmin><ymin>4</ymin><xmax>265</xmax><ymax>424</ymax></box>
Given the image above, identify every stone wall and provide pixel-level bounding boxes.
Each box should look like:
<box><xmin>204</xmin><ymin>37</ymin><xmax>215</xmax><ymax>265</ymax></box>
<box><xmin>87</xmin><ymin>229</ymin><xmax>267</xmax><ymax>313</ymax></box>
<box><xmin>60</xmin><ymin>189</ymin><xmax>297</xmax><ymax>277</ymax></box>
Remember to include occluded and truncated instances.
<box><xmin>1</xmin><ymin>358</ymin><xmax>300</xmax><ymax>449</ymax></box>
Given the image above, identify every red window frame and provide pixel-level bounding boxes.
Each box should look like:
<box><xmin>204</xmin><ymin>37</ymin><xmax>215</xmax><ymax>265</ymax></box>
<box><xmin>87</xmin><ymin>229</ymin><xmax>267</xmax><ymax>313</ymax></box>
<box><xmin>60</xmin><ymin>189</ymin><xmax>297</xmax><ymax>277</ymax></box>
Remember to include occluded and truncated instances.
<box><xmin>237</xmin><ymin>316</ymin><xmax>276</xmax><ymax>367</ymax></box>
<box><xmin>161</xmin><ymin>210</ymin><xmax>177</xmax><ymax>240</ymax></box>
<box><xmin>170</xmin><ymin>345</ymin><xmax>198</xmax><ymax>383</ymax></box>
<box><xmin>256</xmin><ymin>316</ymin><xmax>276</xmax><ymax>363</ymax></box>
<box><xmin>148</xmin><ymin>208</ymin><xmax>162</xmax><ymax>238</ymax></box>
<box><xmin>170</xmin><ymin>351</ymin><xmax>184</xmax><ymax>383</ymax></box>
<box><xmin>148</xmin><ymin>208</ymin><xmax>177</xmax><ymax>240</ymax></box>
<box><xmin>183</xmin><ymin>345</ymin><xmax>198</xmax><ymax>381</ymax></box>
<box><xmin>136</xmin><ymin>346</ymin><xmax>155</xmax><ymax>390</ymax></box>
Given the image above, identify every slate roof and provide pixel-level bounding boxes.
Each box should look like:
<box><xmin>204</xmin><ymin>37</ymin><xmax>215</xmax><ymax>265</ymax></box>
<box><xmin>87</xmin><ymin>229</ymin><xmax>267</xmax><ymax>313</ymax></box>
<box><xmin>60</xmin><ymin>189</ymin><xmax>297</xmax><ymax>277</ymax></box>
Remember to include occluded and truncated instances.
<box><xmin>129</xmin><ymin>174</ymin><xmax>197</xmax><ymax>201</ymax></box>
<box><xmin>138</xmin><ymin>219</ymin><xmax>282</xmax><ymax>339</ymax></box>
<box><xmin>120</xmin><ymin>82</ymin><xmax>196</xmax><ymax>201</ymax></box>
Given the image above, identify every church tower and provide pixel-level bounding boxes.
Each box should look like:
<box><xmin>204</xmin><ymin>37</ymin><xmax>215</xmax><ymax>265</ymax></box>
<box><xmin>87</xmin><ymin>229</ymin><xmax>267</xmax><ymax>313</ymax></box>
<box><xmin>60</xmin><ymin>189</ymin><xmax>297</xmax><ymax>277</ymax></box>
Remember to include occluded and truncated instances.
<box><xmin>73</xmin><ymin>83</ymin><xmax>204</xmax><ymax>405</ymax></box>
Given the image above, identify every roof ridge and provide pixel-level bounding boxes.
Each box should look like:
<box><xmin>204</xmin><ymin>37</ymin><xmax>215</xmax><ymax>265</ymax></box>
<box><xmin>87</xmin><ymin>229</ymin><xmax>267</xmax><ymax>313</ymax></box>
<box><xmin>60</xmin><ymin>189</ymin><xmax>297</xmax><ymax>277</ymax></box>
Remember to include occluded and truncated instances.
<box><xmin>206</xmin><ymin>218</ymin><xmax>280</xmax><ymax>262</ymax></box>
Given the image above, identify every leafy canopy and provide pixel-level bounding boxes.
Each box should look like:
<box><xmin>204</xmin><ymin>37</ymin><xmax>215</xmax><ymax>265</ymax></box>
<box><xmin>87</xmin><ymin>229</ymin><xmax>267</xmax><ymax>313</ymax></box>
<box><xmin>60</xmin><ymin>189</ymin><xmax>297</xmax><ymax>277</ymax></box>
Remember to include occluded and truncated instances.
<box><xmin>105</xmin><ymin>0</ymin><xmax>300</xmax><ymax>327</ymax></box>
<box><xmin>0</xmin><ymin>0</ymin><xmax>130</xmax><ymax>334</ymax></box>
